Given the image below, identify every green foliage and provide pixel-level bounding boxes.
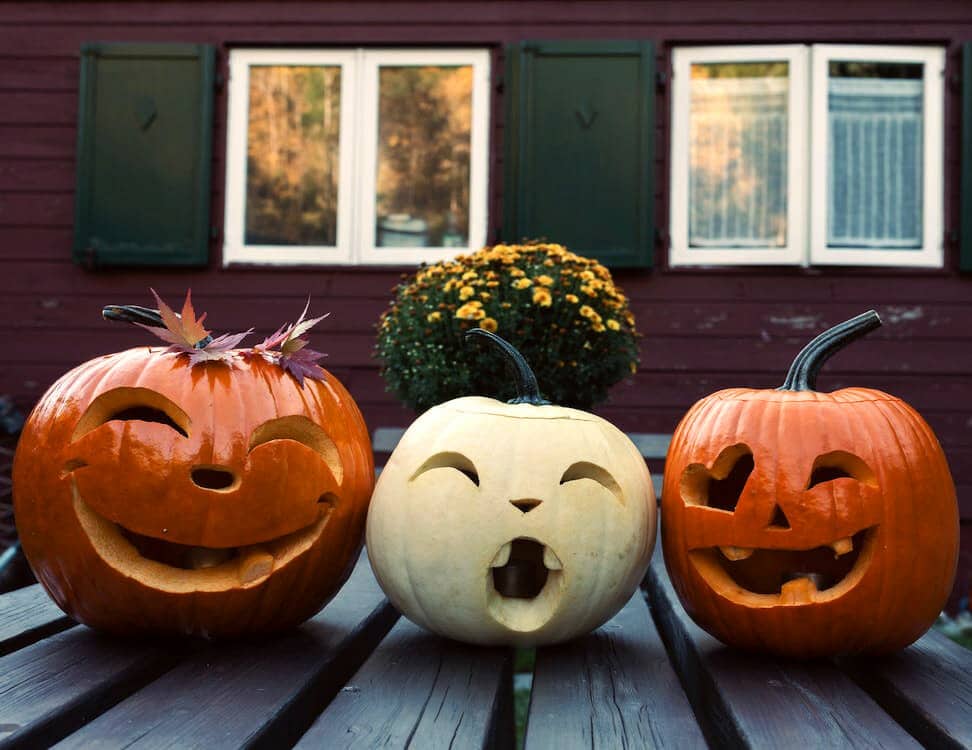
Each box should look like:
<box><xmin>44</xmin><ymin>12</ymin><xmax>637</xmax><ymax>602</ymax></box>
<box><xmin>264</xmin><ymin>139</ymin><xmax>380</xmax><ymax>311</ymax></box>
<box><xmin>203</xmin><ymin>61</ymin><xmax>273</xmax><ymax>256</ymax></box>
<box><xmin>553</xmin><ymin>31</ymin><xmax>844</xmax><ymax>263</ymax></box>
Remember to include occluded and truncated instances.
<box><xmin>376</xmin><ymin>242</ymin><xmax>640</xmax><ymax>412</ymax></box>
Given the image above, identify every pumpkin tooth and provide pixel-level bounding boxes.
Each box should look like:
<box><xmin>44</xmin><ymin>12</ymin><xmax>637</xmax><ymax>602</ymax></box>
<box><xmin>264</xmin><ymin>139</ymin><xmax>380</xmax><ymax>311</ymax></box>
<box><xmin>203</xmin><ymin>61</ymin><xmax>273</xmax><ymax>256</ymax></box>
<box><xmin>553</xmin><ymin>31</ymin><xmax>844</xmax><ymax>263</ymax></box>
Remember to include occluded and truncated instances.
<box><xmin>719</xmin><ymin>545</ymin><xmax>754</xmax><ymax>561</ymax></box>
<box><xmin>185</xmin><ymin>547</ymin><xmax>234</xmax><ymax>570</ymax></box>
<box><xmin>542</xmin><ymin>547</ymin><xmax>563</xmax><ymax>570</ymax></box>
<box><xmin>239</xmin><ymin>547</ymin><xmax>274</xmax><ymax>584</ymax></box>
<box><xmin>831</xmin><ymin>537</ymin><xmax>853</xmax><ymax>556</ymax></box>
<box><xmin>489</xmin><ymin>542</ymin><xmax>512</xmax><ymax>569</ymax></box>
<box><xmin>779</xmin><ymin>576</ymin><xmax>818</xmax><ymax>605</ymax></box>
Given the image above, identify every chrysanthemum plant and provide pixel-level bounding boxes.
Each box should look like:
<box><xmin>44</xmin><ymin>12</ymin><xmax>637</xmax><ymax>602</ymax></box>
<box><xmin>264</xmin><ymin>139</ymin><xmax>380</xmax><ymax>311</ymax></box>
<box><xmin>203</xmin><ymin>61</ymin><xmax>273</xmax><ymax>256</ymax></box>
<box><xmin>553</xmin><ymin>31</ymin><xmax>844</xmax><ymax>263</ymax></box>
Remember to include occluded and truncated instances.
<box><xmin>376</xmin><ymin>242</ymin><xmax>640</xmax><ymax>412</ymax></box>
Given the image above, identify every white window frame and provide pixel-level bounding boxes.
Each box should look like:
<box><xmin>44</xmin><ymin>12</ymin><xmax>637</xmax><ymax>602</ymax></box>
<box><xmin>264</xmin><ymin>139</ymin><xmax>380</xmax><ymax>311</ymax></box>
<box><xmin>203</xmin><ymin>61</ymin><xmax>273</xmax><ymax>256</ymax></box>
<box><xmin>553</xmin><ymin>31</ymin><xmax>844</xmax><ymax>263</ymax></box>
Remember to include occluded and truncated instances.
<box><xmin>223</xmin><ymin>48</ymin><xmax>491</xmax><ymax>267</ymax></box>
<box><xmin>809</xmin><ymin>45</ymin><xmax>944</xmax><ymax>268</ymax></box>
<box><xmin>669</xmin><ymin>44</ymin><xmax>944</xmax><ymax>269</ymax></box>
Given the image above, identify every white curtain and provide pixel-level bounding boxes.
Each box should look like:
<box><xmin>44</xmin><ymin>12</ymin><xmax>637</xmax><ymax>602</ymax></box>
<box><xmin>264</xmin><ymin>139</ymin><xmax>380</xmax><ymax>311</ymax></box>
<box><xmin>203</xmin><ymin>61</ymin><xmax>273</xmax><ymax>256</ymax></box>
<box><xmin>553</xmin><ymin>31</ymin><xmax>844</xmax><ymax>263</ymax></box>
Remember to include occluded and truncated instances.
<box><xmin>689</xmin><ymin>76</ymin><xmax>788</xmax><ymax>248</ymax></box>
<box><xmin>827</xmin><ymin>77</ymin><xmax>923</xmax><ymax>248</ymax></box>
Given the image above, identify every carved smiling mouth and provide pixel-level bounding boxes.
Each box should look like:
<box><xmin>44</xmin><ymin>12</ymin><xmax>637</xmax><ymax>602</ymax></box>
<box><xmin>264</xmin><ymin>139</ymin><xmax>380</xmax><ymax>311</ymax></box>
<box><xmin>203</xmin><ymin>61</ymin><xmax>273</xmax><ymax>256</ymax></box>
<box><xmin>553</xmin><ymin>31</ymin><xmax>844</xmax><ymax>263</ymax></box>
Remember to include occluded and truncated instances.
<box><xmin>486</xmin><ymin>538</ymin><xmax>565</xmax><ymax>632</ymax></box>
<box><xmin>72</xmin><ymin>484</ymin><xmax>335</xmax><ymax>593</ymax></box>
<box><xmin>690</xmin><ymin>527</ymin><xmax>877</xmax><ymax>605</ymax></box>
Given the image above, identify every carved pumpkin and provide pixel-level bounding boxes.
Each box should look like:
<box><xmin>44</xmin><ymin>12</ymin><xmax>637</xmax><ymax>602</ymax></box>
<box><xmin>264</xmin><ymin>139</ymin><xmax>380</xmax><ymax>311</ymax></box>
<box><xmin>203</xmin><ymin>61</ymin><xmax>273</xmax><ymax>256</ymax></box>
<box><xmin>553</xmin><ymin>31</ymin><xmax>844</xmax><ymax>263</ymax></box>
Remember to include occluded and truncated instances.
<box><xmin>662</xmin><ymin>311</ymin><xmax>958</xmax><ymax>658</ymax></box>
<box><xmin>12</xmin><ymin>300</ymin><xmax>373</xmax><ymax>636</ymax></box>
<box><xmin>367</xmin><ymin>330</ymin><xmax>655</xmax><ymax>646</ymax></box>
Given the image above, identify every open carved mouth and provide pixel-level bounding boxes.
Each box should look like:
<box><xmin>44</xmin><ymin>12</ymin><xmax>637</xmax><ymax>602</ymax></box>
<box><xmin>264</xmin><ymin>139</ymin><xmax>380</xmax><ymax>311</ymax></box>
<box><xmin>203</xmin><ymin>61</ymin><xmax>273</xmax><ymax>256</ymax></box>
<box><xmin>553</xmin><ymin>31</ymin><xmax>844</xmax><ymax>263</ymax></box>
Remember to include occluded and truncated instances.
<box><xmin>72</xmin><ymin>483</ymin><xmax>335</xmax><ymax>593</ymax></box>
<box><xmin>689</xmin><ymin>527</ymin><xmax>877</xmax><ymax>605</ymax></box>
<box><xmin>486</xmin><ymin>537</ymin><xmax>565</xmax><ymax>632</ymax></box>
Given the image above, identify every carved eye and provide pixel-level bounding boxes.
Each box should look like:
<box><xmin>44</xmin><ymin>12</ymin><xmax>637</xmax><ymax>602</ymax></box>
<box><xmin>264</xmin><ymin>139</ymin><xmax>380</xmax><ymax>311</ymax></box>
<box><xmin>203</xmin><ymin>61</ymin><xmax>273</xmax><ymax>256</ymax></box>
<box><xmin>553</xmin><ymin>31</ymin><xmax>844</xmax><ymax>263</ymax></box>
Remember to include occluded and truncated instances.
<box><xmin>72</xmin><ymin>387</ymin><xmax>190</xmax><ymax>440</ymax></box>
<box><xmin>680</xmin><ymin>444</ymin><xmax>754</xmax><ymax>512</ymax></box>
<box><xmin>410</xmin><ymin>452</ymin><xmax>480</xmax><ymax>486</ymax></box>
<box><xmin>807</xmin><ymin>451</ymin><xmax>877</xmax><ymax>490</ymax></box>
<box><xmin>250</xmin><ymin>416</ymin><xmax>343</xmax><ymax>484</ymax></box>
<box><xmin>559</xmin><ymin>462</ymin><xmax>624</xmax><ymax>504</ymax></box>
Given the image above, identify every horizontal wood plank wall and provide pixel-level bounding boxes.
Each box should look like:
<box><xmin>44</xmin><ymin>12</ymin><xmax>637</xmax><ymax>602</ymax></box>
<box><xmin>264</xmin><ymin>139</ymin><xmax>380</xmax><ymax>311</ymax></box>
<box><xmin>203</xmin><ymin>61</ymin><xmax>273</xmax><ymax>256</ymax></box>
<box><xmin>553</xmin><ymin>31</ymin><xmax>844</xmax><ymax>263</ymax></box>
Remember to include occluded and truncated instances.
<box><xmin>1</xmin><ymin>1</ymin><xmax>971</xmax><ymax>605</ymax></box>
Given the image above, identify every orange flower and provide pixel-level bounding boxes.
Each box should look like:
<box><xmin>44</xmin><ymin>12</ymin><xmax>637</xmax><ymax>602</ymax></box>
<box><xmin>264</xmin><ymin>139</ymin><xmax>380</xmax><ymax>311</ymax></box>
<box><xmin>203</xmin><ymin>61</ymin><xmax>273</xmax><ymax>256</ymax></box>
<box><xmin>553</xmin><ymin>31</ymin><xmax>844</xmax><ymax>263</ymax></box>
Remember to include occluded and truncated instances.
<box><xmin>479</xmin><ymin>318</ymin><xmax>498</xmax><ymax>333</ymax></box>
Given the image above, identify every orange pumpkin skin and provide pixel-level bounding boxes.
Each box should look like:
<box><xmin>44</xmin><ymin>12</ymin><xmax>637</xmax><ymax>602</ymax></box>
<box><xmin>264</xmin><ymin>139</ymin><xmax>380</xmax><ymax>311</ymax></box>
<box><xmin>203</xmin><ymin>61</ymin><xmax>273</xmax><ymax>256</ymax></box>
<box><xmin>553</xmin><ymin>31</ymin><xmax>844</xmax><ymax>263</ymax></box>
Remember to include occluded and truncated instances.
<box><xmin>13</xmin><ymin>347</ymin><xmax>373</xmax><ymax>637</ymax></box>
<box><xmin>662</xmin><ymin>315</ymin><xmax>958</xmax><ymax>659</ymax></box>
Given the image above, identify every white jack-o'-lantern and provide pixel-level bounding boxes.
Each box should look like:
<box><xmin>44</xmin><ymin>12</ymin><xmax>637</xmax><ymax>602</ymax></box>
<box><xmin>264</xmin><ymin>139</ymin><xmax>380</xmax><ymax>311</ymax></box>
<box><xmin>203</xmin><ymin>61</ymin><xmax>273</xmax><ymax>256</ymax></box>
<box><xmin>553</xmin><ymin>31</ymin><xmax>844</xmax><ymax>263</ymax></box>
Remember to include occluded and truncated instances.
<box><xmin>367</xmin><ymin>330</ymin><xmax>656</xmax><ymax>646</ymax></box>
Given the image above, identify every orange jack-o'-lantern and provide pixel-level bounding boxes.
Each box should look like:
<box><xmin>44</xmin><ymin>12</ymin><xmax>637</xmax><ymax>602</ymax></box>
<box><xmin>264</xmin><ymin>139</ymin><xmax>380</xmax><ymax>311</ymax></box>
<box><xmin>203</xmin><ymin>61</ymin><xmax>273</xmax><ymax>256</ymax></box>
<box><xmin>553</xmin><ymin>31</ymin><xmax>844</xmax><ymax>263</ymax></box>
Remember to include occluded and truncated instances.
<box><xmin>12</xmin><ymin>296</ymin><xmax>373</xmax><ymax>636</ymax></box>
<box><xmin>662</xmin><ymin>311</ymin><xmax>958</xmax><ymax>658</ymax></box>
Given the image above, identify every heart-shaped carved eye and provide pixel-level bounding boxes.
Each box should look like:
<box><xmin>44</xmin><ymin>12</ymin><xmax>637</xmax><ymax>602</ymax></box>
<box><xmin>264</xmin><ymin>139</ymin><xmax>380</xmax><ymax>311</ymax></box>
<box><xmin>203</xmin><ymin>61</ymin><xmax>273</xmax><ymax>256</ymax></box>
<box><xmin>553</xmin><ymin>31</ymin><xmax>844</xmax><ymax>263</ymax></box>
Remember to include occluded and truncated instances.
<box><xmin>410</xmin><ymin>452</ymin><xmax>480</xmax><ymax>486</ymax></box>
<box><xmin>680</xmin><ymin>444</ymin><xmax>754</xmax><ymax>512</ymax></box>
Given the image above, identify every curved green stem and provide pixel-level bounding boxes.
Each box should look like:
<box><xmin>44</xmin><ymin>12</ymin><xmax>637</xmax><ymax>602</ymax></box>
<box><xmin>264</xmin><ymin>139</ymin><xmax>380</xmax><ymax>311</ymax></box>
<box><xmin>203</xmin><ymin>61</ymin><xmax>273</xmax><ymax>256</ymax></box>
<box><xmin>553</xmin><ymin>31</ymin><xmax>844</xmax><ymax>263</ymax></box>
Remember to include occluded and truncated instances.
<box><xmin>465</xmin><ymin>328</ymin><xmax>550</xmax><ymax>405</ymax></box>
<box><xmin>778</xmin><ymin>310</ymin><xmax>882</xmax><ymax>391</ymax></box>
<box><xmin>102</xmin><ymin>304</ymin><xmax>214</xmax><ymax>349</ymax></box>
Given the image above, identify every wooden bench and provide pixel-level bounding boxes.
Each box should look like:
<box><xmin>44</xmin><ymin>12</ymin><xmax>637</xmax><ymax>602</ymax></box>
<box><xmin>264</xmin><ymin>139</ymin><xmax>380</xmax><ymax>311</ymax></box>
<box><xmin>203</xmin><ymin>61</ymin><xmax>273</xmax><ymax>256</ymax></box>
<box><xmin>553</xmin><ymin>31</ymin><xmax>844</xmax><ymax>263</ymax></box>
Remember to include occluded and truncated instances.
<box><xmin>1</xmin><ymin>546</ymin><xmax>971</xmax><ymax>748</ymax></box>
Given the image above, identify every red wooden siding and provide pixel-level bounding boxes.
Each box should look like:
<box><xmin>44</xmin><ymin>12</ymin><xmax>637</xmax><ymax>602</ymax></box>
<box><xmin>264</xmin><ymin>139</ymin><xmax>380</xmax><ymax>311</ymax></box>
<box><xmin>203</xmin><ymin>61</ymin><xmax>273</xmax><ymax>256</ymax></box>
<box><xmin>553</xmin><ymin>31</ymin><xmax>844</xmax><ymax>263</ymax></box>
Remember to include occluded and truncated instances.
<box><xmin>1</xmin><ymin>0</ymin><xmax>971</xmax><ymax>606</ymax></box>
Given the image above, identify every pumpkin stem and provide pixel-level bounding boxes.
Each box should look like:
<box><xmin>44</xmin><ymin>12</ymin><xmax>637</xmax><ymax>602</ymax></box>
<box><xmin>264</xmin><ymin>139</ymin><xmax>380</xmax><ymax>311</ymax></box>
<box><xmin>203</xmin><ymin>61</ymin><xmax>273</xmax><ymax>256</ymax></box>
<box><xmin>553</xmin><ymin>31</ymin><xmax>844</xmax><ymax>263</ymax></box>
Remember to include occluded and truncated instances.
<box><xmin>465</xmin><ymin>329</ymin><xmax>550</xmax><ymax>405</ymax></box>
<box><xmin>102</xmin><ymin>304</ymin><xmax>214</xmax><ymax>349</ymax></box>
<box><xmin>778</xmin><ymin>310</ymin><xmax>882</xmax><ymax>391</ymax></box>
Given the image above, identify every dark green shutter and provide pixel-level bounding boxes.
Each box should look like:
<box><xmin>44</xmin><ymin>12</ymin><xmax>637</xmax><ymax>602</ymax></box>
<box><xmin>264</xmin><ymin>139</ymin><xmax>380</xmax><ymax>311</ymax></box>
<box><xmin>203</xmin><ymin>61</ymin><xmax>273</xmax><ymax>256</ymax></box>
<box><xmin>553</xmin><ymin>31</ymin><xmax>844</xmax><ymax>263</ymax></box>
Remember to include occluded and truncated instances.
<box><xmin>962</xmin><ymin>43</ymin><xmax>972</xmax><ymax>271</ymax></box>
<box><xmin>73</xmin><ymin>43</ymin><xmax>215</xmax><ymax>268</ymax></box>
<box><xmin>504</xmin><ymin>41</ymin><xmax>655</xmax><ymax>268</ymax></box>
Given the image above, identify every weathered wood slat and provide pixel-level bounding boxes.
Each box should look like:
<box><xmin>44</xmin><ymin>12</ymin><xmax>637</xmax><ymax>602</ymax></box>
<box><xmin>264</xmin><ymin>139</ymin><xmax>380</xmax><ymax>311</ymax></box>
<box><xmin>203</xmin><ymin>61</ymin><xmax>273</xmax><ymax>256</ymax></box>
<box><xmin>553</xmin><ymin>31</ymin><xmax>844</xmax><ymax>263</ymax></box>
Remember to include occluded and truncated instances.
<box><xmin>295</xmin><ymin>618</ymin><xmax>513</xmax><ymax>749</ymax></box>
<box><xmin>52</xmin><ymin>556</ymin><xmax>397</xmax><ymax>749</ymax></box>
<box><xmin>838</xmin><ymin>629</ymin><xmax>972</xmax><ymax>749</ymax></box>
<box><xmin>0</xmin><ymin>584</ymin><xmax>74</xmax><ymax>657</ymax></box>
<box><xmin>645</xmin><ymin>550</ymin><xmax>922</xmax><ymax>749</ymax></box>
<box><xmin>525</xmin><ymin>591</ymin><xmax>705</xmax><ymax>750</ymax></box>
<box><xmin>0</xmin><ymin>629</ymin><xmax>180</xmax><ymax>749</ymax></box>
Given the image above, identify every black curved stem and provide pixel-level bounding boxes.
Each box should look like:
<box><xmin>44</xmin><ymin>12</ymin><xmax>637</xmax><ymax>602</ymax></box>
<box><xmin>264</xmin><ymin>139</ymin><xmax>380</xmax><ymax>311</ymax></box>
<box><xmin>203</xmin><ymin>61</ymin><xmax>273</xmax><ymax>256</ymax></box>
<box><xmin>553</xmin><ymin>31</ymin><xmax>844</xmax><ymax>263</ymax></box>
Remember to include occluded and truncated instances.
<box><xmin>102</xmin><ymin>304</ymin><xmax>213</xmax><ymax>348</ymax></box>
<box><xmin>778</xmin><ymin>310</ymin><xmax>882</xmax><ymax>391</ymax></box>
<box><xmin>465</xmin><ymin>329</ymin><xmax>550</xmax><ymax>405</ymax></box>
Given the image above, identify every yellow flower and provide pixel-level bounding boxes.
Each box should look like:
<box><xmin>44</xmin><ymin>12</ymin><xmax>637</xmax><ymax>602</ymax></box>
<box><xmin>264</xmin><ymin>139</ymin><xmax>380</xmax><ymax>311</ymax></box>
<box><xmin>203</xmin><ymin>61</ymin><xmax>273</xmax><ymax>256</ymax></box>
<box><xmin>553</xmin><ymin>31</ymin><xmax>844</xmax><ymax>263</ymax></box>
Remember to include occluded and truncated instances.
<box><xmin>565</xmin><ymin>294</ymin><xmax>579</xmax><ymax>304</ymax></box>
<box><xmin>579</xmin><ymin>305</ymin><xmax>595</xmax><ymax>318</ymax></box>
<box><xmin>580</xmin><ymin>285</ymin><xmax>598</xmax><ymax>297</ymax></box>
<box><xmin>629</xmin><ymin>361</ymin><xmax>638</xmax><ymax>374</ymax></box>
<box><xmin>456</xmin><ymin>303</ymin><xmax>486</xmax><ymax>320</ymax></box>
<box><xmin>606</xmin><ymin>319</ymin><xmax>621</xmax><ymax>331</ymax></box>
<box><xmin>536</xmin><ymin>275</ymin><xmax>554</xmax><ymax>287</ymax></box>
<box><xmin>501</xmin><ymin>302</ymin><xmax>512</xmax><ymax>309</ymax></box>
<box><xmin>480</xmin><ymin>292</ymin><xmax>492</xmax><ymax>301</ymax></box>
<box><xmin>592</xmin><ymin>322</ymin><xmax>606</xmax><ymax>332</ymax></box>
<box><xmin>580</xmin><ymin>270</ymin><xmax>595</xmax><ymax>281</ymax></box>
<box><xmin>486</xmin><ymin>280</ymin><xmax>500</xmax><ymax>287</ymax></box>
<box><xmin>443</xmin><ymin>279</ymin><xmax>460</xmax><ymax>293</ymax></box>
<box><xmin>513</xmin><ymin>278</ymin><xmax>533</xmax><ymax>290</ymax></box>
<box><xmin>462</xmin><ymin>270</ymin><xmax>478</xmax><ymax>280</ymax></box>
<box><xmin>532</xmin><ymin>288</ymin><xmax>553</xmax><ymax>307</ymax></box>
<box><xmin>543</xmin><ymin>259</ymin><xmax>555</xmax><ymax>267</ymax></box>
<box><xmin>510</xmin><ymin>268</ymin><xmax>526</xmax><ymax>278</ymax></box>
<box><xmin>459</xmin><ymin>285</ymin><xmax>475</xmax><ymax>300</ymax></box>
<box><xmin>427</xmin><ymin>311</ymin><xmax>442</xmax><ymax>323</ymax></box>
<box><xmin>479</xmin><ymin>318</ymin><xmax>498</xmax><ymax>333</ymax></box>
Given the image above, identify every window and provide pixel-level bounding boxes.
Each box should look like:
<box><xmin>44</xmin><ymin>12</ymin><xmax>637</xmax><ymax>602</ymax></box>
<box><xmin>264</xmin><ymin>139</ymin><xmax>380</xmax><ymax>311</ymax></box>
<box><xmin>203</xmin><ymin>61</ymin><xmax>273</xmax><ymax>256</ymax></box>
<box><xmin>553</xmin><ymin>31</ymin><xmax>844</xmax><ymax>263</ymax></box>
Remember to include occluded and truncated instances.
<box><xmin>223</xmin><ymin>49</ymin><xmax>490</xmax><ymax>266</ymax></box>
<box><xmin>670</xmin><ymin>45</ymin><xmax>944</xmax><ymax>268</ymax></box>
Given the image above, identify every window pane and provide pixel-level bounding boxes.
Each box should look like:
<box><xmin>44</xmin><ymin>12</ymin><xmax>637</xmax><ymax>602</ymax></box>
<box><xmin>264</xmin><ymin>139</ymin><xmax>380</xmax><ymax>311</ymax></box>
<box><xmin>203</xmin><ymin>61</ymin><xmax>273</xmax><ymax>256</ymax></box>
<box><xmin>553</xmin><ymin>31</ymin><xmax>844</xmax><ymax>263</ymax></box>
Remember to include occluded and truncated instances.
<box><xmin>375</xmin><ymin>65</ymin><xmax>472</xmax><ymax>248</ymax></box>
<box><xmin>689</xmin><ymin>62</ymin><xmax>789</xmax><ymax>249</ymax></box>
<box><xmin>827</xmin><ymin>62</ymin><xmax>923</xmax><ymax>249</ymax></box>
<box><xmin>245</xmin><ymin>66</ymin><xmax>341</xmax><ymax>246</ymax></box>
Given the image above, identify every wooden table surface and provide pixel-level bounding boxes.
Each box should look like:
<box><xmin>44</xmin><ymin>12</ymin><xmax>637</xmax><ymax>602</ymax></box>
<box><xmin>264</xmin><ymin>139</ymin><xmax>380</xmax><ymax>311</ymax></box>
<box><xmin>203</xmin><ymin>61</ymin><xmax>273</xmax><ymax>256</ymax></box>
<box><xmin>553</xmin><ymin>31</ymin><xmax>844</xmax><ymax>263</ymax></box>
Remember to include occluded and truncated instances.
<box><xmin>1</xmin><ymin>546</ymin><xmax>970</xmax><ymax>749</ymax></box>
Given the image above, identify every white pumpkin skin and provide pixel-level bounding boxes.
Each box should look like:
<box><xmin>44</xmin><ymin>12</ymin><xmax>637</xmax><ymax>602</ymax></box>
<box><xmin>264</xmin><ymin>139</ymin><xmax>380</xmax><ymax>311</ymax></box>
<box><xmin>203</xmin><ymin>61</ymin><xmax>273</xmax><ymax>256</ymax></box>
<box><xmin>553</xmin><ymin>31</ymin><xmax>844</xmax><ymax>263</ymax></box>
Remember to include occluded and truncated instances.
<box><xmin>366</xmin><ymin>396</ymin><xmax>656</xmax><ymax>646</ymax></box>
